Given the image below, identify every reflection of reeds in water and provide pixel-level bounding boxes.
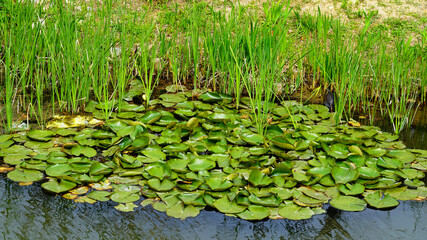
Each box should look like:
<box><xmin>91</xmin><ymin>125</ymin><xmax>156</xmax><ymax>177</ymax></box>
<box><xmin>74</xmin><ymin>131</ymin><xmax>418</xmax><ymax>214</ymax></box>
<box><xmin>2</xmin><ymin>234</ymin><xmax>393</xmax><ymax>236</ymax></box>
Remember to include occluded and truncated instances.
<box><xmin>0</xmin><ymin>0</ymin><xmax>425</xmax><ymax>133</ymax></box>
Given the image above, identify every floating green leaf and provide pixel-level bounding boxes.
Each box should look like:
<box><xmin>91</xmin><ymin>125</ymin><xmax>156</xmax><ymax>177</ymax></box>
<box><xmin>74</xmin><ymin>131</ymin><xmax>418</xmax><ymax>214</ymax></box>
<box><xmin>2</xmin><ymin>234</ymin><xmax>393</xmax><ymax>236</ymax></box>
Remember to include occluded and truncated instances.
<box><xmin>7</xmin><ymin>168</ymin><xmax>44</xmax><ymax>183</ymax></box>
<box><xmin>42</xmin><ymin>179</ymin><xmax>77</xmax><ymax>193</ymax></box>
<box><xmin>364</xmin><ymin>191</ymin><xmax>399</xmax><ymax>209</ymax></box>
<box><xmin>329</xmin><ymin>196</ymin><xmax>367</xmax><ymax>211</ymax></box>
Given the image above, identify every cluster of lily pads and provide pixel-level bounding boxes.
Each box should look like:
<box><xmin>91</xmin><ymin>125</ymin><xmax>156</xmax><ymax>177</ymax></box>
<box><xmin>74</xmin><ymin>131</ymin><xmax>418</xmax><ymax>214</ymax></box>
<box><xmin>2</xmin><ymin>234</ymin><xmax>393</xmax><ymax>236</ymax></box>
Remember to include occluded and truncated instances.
<box><xmin>0</xmin><ymin>90</ymin><xmax>426</xmax><ymax>220</ymax></box>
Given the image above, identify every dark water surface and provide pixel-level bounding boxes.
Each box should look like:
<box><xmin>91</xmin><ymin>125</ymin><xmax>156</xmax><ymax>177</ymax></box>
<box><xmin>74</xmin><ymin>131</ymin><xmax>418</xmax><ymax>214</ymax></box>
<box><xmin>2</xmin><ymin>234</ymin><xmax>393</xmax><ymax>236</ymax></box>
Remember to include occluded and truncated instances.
<box><xmin>1</xmin><ymin>108</ymin><xmax>427</xmax><ymax>240</ymax></box>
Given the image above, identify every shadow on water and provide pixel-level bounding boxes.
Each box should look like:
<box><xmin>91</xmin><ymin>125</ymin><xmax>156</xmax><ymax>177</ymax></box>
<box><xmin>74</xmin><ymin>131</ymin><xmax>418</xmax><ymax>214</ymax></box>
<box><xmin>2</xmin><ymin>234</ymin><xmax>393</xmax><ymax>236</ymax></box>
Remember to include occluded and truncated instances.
<box><xmin>1</xmin><ymin>108</ymin><xmax>427</xmax><ymax>240</ymax></box>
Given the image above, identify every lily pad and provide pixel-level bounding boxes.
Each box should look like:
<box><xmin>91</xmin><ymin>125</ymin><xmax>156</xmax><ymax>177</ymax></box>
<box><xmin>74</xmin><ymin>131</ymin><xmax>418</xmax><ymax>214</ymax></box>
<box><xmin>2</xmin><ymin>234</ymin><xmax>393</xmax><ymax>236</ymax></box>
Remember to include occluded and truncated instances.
<box><xmin>70</xmin><ymin>145</ymin><xmax>97</xmax><ymax>158</ymax></box>
<box><xmin>329</xmin><ymin>196</ymin><xmax>367</xmax><ymax>212</ymax></box>
<box><xmin>7</xmin><ymin>168</ymin><xmax>44</xmax><ymax>183</ymax></box>
<box><xmin>87</xmin><ymin>190</ymin><xmax>111</xmax><ymax>201</ymax></box>
<box><xmin>213</xmin><ymin>196</ymin><xmax>247</xmax><ymax>214</ymax></box>
<box><xmin>115</xmin><ymin>203</ymin><xmax>138</xmax><ymax>212</ymax></box>
<box><xmin>237</xmin><ymin>205</ymin><xmax>270</xmax><ymax>220</ymax></box>
<box><xmin>110</xmin><ymin>192</ymin><xmax>140</xmax><ymax>203</ymax></box>
<box><xmin>364</xmin><ymin>191</ymin><xmax>399</xmax><ymax>209</ymax></box>
<box><xmin>166</xmin><ymin>202</ymin><xmax>202</xmax><ymax>220</ymax></box>
<box><xmin>45</xmin><ymin>164</ymin><xmax>72</xmax><ymax>177</ymax></box>
<box><xmin>42</xmin><ymin>179</ymin><xmax>77</xmax><ymax>193</ymax></box>
<box><xmin>27</xmin><ymin>129</ymin><xmax>55</xmax><ymax>141</ymax></box>
<box><xmin>331</xmin><ymin>162</ymin><xmax>359</xmax><ymax>184</ymax></box>
<box><xmin>240</xmin><ymin>131</ymin><xmax>265</xmax><ymax>146</ymax></box>
<box><xmin>278</xmin><ymin>202</ymin><xmax>315</xmax><ymax>220</ymax></box>
<box><xmin>188</xmin><ymin>158</ymin><xmax>216</xmax><ymax>171</ymax></box>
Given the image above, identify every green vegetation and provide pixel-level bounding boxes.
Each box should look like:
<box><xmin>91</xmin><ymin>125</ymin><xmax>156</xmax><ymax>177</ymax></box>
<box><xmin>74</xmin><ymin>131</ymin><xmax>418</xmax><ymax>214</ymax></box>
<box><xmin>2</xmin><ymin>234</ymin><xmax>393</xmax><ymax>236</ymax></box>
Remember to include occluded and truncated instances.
<box><xmin>1</xmin><ymin>92</ymin><xmax>426</xmax><ymax>220</ymax></box>
<box><xmin>0</xmin><ymin>0</ymin><xmax>426</xmax><ymax>220</ymax></box>
<box><xmin>1</xmin><ymin>0</ymin><xmax>426</xmax><ymax>134</ymax></box>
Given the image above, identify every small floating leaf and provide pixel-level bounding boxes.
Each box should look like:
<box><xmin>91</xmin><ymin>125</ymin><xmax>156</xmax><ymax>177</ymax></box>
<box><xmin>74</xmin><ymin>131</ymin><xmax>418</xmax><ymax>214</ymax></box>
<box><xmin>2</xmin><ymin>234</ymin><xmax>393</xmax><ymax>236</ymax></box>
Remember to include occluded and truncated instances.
<box><xmin>42</xmin><ymin>179</ymin><xmax>77</xmax><ymax>193</ymax></box>
<box><xmin>7</xmin><ymin>168</ymin><xmax>43</xmax><ymax>183</ymax></box>
<box><xmin>213</xmin><ymin>196</ymin><xmax>247</xmax><ymax>214</ymax></box>
<box><xmin>278</xmin><ymin>202</ymin><xmax>315</xmax><ymax>220</ymax></box>
<box><xmin>329</xmin><ymin>196</ymin><xmax>366</xmax><ymax>212</ymax></box>
<box><xmin>87</xmin><ymin>191</ymin><xmax>111</xmax><ymax>201</ymax></box>
<box><xmin>115</xmin><ymin>203</ymin><xmax>138</xmax><ymax>212</ymax></box>
<box><xmin>110</xmin><ymin>192</ymin><xmax>140</xmax><ymax>203</ymax></box>
<box><xmin>364</xmin><ymin>191</ymin><xmax>399</xmax><ymax>209</ymax></box>
<box><xmin>237</xmin><ymin>205</ymin><xmax>270</xmax><ymax>220</ymax></box>
<box><xmin>27</xmin><ymin>130</ymin><xmax>55</xmax><ymax>141</ymax></box>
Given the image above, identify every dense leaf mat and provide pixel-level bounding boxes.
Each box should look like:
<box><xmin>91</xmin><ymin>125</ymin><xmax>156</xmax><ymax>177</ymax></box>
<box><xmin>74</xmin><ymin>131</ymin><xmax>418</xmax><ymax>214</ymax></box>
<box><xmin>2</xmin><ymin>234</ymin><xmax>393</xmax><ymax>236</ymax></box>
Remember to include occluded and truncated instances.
<box><xmin>1</xmin><ymin>91</ymin><xmax>426</xmax><ymax>220</ymax></box>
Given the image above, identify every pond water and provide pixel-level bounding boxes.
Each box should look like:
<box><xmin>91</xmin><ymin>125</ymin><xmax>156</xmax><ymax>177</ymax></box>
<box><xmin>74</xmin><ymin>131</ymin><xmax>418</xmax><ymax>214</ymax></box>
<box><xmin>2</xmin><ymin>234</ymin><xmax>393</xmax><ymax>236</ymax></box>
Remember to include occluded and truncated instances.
<box><xmin>1</xmin><ymin>107</ymin><xmax>426</xmax><ymax>240</ymax></box>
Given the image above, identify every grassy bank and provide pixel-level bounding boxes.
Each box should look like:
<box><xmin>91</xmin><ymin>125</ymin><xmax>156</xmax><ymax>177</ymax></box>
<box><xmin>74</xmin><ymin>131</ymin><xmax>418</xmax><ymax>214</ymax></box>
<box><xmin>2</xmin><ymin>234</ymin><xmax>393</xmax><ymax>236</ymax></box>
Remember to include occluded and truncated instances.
<box><xmin>1</xmin><ymin>0</ymin><xmax>426</xmax><ymax>134</ymax></box>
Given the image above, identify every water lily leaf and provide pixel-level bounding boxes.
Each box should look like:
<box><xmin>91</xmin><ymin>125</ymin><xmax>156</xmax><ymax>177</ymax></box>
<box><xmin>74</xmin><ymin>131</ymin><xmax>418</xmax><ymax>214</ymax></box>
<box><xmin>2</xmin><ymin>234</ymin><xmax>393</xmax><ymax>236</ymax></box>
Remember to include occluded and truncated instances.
<box><xmin>0</xmin><ymin>135</ymin><xmax>13</xmax><ymax>143</ymax></box>
<box><xmin>3</xmin><ymin>154</ymin><xmax>30</xmax><ymax>165</ymax></box>
<box><xmin>396</xmin><ymin>169</ymin><xmax>424</xmax><ymax>180</ymax></box>
<box><xmin>299</xmin><ymin>131</ymin><xmax>320</xmax><ymax>141</ymax></box>
<box><xmin>0</xmin><ymin>140</ymin><xmax>14</xmax><ymax>149</ymax></box>
<box><xmin>270</xmin><ymin>135</ymin><xmax>295</xmax><ymax>150</ymax></box>
<box><xmin>7</xmin><ymin>168</ymin><xmax>44</xmax><ymax>183</ymax></box>
<box><xmin>70</xmin><ymin>186</ymin><xmax>89</xmax><ymax>195</ymax></box>
<box><xmin>331</xmin><ymin>162</ymin><xmax>359</xmax><ymax>184</ymax></box>
<box><xmin>87</xmin><ymin>190</ymin><xmax>111</xmax><ymax>201</ymax></box>
<box><xmin>403</xmin><ymin>178</ymin><xmax>424</xmax><ymax>187</ymax></box>
<box><xmin>163</xmin><ymin>143</ymin><xmax>189</xmax><ymax>153</ymax></box>
<box><xmin>46</xmin><ymin>164</ymin><xmax>72</xmax><ymax>177</ymax></box>
<box><xmin>384</xmin><ymin>187</ymin><xmax>419</xmax><ymax>201</ymax></box>
<box><xmin>180</xmin><ymin>192</ymin><xmax>206</xmax><ymax>206</ymax></box>
<box><xmin>140</xmin><ymin>111</ymin><xmax>162</xmax><ymax>124</ymax></box>
<box><xmin>299</xmin><ymin>187</ymin><xmax>330</xmax><ymax>202</ymax></box>
<box><xmin>292</xmin><ymin>169</ymin><xmax>310</xmax><ymax>182</ymax></box>
<box><xmin>375</xmin><ymin>132</ymin><xmax>399</xmax><ymax>142</ymax></box>
<box><xmin>110</xmin><ymin>192</ymin><xmax>140</xmax><ymax>203</ymax></box>
<box><xmin>141</xmin><ymin>145</ymin><xmax>166</xmax><ymax>161</ymax></box>
<box><xmin>120</xmin><ymin>103</ymin><xmax>145</xmax><ymax>112</ymax></box>
<box><xmin>145</xmin><ymin>162</ymin><xmax>172</xmax><ymax>180</ymax></box>
<box><xmin>348</xmin><ymin>145</ymin><xmax>363</xmax><ymax>156</ymax></box>
<box><xmin>206</xmin><ymin>177</ymin><xmax>233</xmax><ymax>191</ymax></box>
<box><xmin>307</xmin><ymin>167</ymin><xmax>331</xmax><ymax>177</ymax></box>
<box><xmin>27</xmin><ymin>130</ymin><xmax>55</xmax><ymax>142</ymax></box>
<box><xmin>364</xmin><ymin>191</ymin><xmax>399</xmax><ymax>209</ymax></box>
<box><xmin>327</xmin><ymin>143</ymin><xmax>349</xmax><ymax>159</ymax></box>
<box><xmin>147</xmin><ymin>178</ymin><xmax>175</xmax><ymax>191</ymax></box>
<box><xmin>270</xmin><ymin>188</ymin><xmax>293</xmax><ymax>200</ymax></box>
<box><xmin>166</xmin><ymin>201</ymin><xmax>201</xmax><ymax>220</ymax></box>
<box><xmin>115</xmin><ymin>203</ymin><xmax>138</xmax><ymax>212</ymax></box>
<box><xmin>330</xmin><ymin>196</ymin><xmax>367</xmax><ymax>211</ymax></box>
<box><xmin>278</xmin><ymin>202</ymin><xmax>315</xmax><ymax>220</ymax></box>
<box><xmin>377</xmin><ymin>157</ymin><xmax>403</xmax><ymax>169</ymax></box>
<box><xmin>188</xmin><ymin>158</ymin><xmax>216</xmax><ymax>171</ymax></box>
<box><xmin>386</xmin><ymin>150</ymin><xmax>416</xmax><ymax>164</ymax></box>
<box><xmin>70</xmin><ymin>145</ymin><xmax>97</xmax><ymax>158</ymax></box>
<box><xmin>358</xmin><ymin>167</ymin><xmax>380</xmax><ymax>179</ymax></box>
<box><xmin>92</xmin><ymin>130</ymin><xmax>116</xmax><ymax>139</ymax></box>
<box><xmin>102</xmin><ymin>145</ymin><xmax>121</xmax><ymax>157</ymax></box>
<box><xmin>186</xmin><ymin>117</ymin><xmax>199</xmax><ymax>128</ymax></box>
<box><xmin>237</xmin><ymin>205</ymin><xmax>270</xmax><ymax>220</ymax></box>
<box><xmin>338</xmin><ymin>183</ymin><xmax>365</xmax><ymax>195</ymax></box>
<box><xmin>199</xmin><ymin>92</ymin><xmax>222</xmax><ymax>102</ymax></box>
<box><xmin>1</xmin><ymin>145</ymin><xmax>32</xmax><ymax>155</ymax></box>
<box><xmin>89</xmin><ymin>162</ymin><xmax>113</xmax><ymax>175</ymax></box>
<box><xmin>42</xmin><ymin>179</ymin><xmax>77</xmax><ymax>193</ymax></box>
<box><xmin>295</xmin><ymin>139</ymin><xmax>310</xmax><ymax>151</ymax></box>
<box><xmin>177</xmin><ymin>179</ymin><xmax>202</xmax><ymax>191</ymax></box>
<box><xmin>249</xmin><ymin>194</ymin><xmax>281</xmax><ymax>207</ymax></box>
<box><xmin>213</xmin><ymin>196</ymin><xmax>247</xmax><ymax>214</ymax></box>
<box><xmin>240</xmin><ymin>131</ymin><xmax>265</xmax><ymax>146</ymax></box>
<box><xmin>249</xmin><ymin>169</ymin><xmax>273</xmax><ymax>187</ymax></box>
<box><xmin>364</xmin><ymin>147</ymin><xmax>387</xmax><ymax>157</ymax></box>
